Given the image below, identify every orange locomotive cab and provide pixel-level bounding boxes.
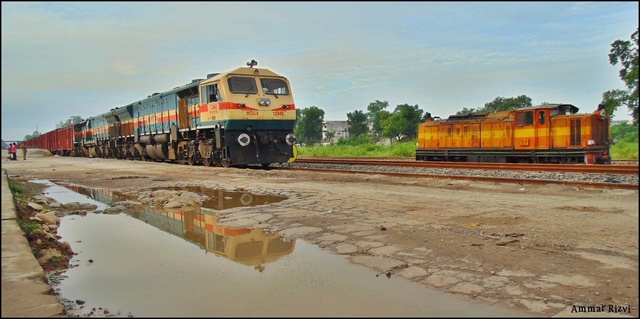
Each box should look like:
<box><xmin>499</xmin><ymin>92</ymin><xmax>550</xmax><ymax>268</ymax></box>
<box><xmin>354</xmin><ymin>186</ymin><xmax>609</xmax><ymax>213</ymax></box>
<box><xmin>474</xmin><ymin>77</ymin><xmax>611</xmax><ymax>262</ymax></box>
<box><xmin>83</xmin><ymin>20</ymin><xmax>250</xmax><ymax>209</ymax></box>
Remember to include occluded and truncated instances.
<box><xmin>548</xmin><ymin>104</ymin><xmax>612</xmax><ymax>164</ymax></box>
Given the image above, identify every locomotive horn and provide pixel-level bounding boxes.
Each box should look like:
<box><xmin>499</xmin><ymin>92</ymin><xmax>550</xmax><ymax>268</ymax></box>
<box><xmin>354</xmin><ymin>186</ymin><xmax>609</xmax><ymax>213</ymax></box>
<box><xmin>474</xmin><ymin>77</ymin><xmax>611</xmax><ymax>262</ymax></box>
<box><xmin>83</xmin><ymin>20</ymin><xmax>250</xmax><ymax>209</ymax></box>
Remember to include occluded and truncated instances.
<box><xmin>246</xmin><ymin>59</ymin><xmax>258</xmax><ymax>67</ymax></box>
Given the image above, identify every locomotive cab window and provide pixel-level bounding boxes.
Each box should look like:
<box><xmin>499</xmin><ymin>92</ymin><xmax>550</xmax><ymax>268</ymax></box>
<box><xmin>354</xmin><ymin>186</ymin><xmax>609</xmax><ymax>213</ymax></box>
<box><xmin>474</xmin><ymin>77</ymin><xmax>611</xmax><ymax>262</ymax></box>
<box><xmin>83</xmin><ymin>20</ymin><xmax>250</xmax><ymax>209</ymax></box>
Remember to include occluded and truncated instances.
<box><xmin>516</xmin><ymin>111</ymin><xmax>534</xmax><ymax>127</ymax></box>
<box><xmin>260</xmin><ymin>78</ymin><xmax>289</xmax><ymax>95</ymax></box>
<box><xmin>228</xmin><ymin>77</ymin><xmax>258</xmax><ymax>94</ymax></box>
<box><xmin>538</xmin><ymin>111</ymin><xmax>546</xmax><ymax>125</ymax></box>
<box><xmin>203</xmin><ymin>84</ymin><xmax>222</xmax><ymax>103</ymax></box>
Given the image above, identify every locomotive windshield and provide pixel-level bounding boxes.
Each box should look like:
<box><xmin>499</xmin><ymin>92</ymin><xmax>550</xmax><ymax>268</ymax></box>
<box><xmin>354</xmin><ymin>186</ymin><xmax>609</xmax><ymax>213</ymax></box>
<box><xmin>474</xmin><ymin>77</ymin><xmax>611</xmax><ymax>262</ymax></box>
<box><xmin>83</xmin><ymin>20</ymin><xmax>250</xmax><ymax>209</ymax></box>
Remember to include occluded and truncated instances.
<box><xmin>260</xmin><ymin>78</ymin><xmax>289</xmax><ymax>96</ymax></box>
<box><xmin>228</xmin><ymin>77</ymin><xmax>258</xmax><ymax>94</ymax></box>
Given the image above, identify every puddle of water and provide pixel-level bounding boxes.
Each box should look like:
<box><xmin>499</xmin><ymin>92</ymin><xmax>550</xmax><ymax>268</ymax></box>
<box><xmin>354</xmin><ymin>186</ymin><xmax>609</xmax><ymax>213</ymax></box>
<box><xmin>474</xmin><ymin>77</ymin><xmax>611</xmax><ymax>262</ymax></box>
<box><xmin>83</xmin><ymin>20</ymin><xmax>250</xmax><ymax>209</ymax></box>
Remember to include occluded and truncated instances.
<box><xmin>31</xmin><ymin>180</ymin><xmax>111</xmax><ymax>210</ymax></box>
<box><xmin>40</xmin><ymin>181</ymin><xmax>522</xmax><ymax>317</ymax></box>
<box><xmin>53</xmin><ymin>182</ymin><xmax>286</xmax><ymax>211</ymax></box>
<box><xmin>134</xmin><ymin>186</ymin><xmax>287</xmax><ymax>210</ymax></box>
<box><xmin>128</xmin><ymin>206</ymin><xmax>296</xmax><ymax>268</ymax></box>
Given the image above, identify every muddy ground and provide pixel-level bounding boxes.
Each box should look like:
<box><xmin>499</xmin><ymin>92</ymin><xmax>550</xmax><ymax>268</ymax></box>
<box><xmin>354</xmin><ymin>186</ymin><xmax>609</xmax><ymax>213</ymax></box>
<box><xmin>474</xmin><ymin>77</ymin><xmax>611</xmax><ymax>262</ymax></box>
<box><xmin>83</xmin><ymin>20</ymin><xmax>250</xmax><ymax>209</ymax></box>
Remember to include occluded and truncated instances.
<box><xmin>3</xmin><ymin>149</ymin><xmax>638</xmax><ymax>317</ymax></box>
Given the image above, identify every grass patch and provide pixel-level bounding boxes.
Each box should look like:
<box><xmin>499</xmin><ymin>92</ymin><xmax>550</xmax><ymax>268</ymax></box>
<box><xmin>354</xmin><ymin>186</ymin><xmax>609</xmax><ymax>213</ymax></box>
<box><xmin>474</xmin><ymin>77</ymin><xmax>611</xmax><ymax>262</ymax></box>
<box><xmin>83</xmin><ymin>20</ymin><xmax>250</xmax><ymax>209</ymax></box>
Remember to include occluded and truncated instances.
<box><xmin>8</xmin><ymin>178</ymin><xmax>28</xmax><ymax>201</ymax></box>
<box><xmin>18</xmin><ymin>219</ymin><xmax>40</xmax><ymax>233</ymax></box>
<box><xmin>297</xmin><ymin>139</ymin><xmax>638</xmax><ymax>160</ymax></box>
<box><xmin>298</xmin><ymin>140</ymin><xmax>417</xmax><ymax>157</ymax></box>
<box><xmin>611</xmin><ymin>141</ymin><xmax>639</xmax><ymax>160</ymax></box>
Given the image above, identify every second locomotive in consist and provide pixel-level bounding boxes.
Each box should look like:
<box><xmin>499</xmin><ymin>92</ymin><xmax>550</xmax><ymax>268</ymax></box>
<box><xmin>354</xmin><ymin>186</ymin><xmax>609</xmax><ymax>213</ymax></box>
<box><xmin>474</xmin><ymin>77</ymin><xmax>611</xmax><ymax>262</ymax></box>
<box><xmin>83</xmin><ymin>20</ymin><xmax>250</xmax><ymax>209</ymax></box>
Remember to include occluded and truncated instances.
<box><xmin>25</xmin><ymin>60</ymin><xmax>297</xmax><ymax>167</ymax></box>
<box><xmin>416</xmin><ymin>103</ymin><xmax>612</xmax><ymax>164</ymax></box>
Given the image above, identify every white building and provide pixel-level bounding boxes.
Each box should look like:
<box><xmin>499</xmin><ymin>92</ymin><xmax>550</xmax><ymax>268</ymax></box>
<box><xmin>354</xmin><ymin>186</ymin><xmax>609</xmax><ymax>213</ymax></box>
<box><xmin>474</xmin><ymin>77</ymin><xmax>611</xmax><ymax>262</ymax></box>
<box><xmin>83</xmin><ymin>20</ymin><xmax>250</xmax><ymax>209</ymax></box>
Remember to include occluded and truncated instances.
<box><xmin>322</xmin><ymin>121</ymin><xmax>349</xmax><ymax>144</ymax></box>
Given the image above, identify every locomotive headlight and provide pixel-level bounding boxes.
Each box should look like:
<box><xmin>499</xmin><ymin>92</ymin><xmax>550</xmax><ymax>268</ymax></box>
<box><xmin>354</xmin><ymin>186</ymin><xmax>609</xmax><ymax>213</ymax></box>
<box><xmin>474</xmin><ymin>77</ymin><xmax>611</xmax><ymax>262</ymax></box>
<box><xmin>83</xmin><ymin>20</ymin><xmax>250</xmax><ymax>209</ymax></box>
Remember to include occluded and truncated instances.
<box><xmin>587</xmin><ymin>139</ymin><xmax>595</xmax><ymax>146</ymax></box>
<box><xmin>283</xmin><ymin>104</ymin><xmax>291</xmax><ymax>109</ymax></box>
<box><xmin>238</xmin><ymin>133</ymin><xmax>251</xmax><ymax>146</ymax></box>
<box><xmin>285</xmin><ymin>133</ymin><xmax>296</xmax><ymax>146</ymax></box>
<box><xmin>259</xmin><ymin>98</ymin><xmax>271</xmax><ymax>106</ymax></box>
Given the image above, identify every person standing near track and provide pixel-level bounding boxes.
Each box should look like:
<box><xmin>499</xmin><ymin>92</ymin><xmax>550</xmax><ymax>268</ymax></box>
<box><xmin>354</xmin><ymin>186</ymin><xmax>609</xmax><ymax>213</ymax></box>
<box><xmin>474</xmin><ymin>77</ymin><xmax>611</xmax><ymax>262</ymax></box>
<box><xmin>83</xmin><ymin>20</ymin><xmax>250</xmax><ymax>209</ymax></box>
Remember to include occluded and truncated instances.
<box><xmin>9</xmin><ymin>143</ymin><xmax>17</xmax><ymax>161</ymax></box>
<box><xmin>21</xmin><ymin>143</ymin><xmax>27</xmax><ymax>160</ymax></box>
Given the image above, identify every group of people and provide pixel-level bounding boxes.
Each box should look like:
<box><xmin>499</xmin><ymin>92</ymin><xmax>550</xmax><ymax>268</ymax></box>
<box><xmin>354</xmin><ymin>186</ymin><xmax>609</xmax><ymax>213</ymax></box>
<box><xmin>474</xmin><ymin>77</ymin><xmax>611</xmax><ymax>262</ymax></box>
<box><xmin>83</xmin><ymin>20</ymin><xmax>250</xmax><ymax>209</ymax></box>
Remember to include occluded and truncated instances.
<box><xmin>6</xmin><ymin>142</ymin><xmax>27</xmax><ymax>161</ymax></box>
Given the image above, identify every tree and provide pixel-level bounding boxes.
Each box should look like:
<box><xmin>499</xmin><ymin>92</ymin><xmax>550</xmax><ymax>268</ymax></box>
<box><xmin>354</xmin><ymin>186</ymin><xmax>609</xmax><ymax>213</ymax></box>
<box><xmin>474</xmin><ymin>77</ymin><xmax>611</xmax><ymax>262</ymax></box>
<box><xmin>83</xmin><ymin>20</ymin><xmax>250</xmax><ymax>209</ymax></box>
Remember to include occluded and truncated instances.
<box><xmin>381</xmin><ymin>113</ymin><xmax>409</xmax><ymax>142</ymax></box>
<box><xmin>479</xmin><ymin>95</ymin><xmax>532</xmax><ymax>113</ymax></box>
<box><xmin>456</xmin><ymin>107</ymin><xmax>479</xmax><ymax>116</ymax></box>
<box><xmin>324</xmin><ymin>131</ymin><xmax>335</xmax><ymax>143</ymax></box>
<box><xmin>346</xmin><ymin>110</ymin><xmax>368</xmax><ymax>139</ymax></box>
<box><xmin>294</xmin><ymin>106</ymin><xmax>324</xmax><ymax>145</ymax></box>
<box><xmin>366</xmin><ymin>100</ymin><xmax>389</xmax><ymax>136</ymax></box>
<box><xmin>392</xmin><ymin>103</ymin><xmax>424</xmax><ymax>140</ymax></box>
<box><xmin>379</xmin><ymin>103</ymin><xmax>424</xmax><ymax>142</ymax></box>
<box><xmin>603</xmin><ymin>28</ymin><xmax>638</xmax><ymax>125</ymax></box>
<box><xmin>23</xmin><ymin>130</ymin><xmax>41</xmax><ymax>141</ymax></box>
<box><xmin>454</xmin><ymin>96</ymin><xmax>532</xmax><ymax>116</ymax></box>
<box><xmin>56</xmin><ymin>116</ymin><xmax>84</xmax><ymax>129</ymax></box>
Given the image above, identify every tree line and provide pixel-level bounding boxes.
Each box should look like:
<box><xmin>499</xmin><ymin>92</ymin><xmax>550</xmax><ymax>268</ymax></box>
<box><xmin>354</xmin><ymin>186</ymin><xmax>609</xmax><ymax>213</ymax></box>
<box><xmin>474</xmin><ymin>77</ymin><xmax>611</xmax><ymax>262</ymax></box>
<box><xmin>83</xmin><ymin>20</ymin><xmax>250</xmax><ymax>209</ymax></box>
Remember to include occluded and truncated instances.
<box><xmin>295</xmin><ymin>28</ymin><xmax>638</xmax><ymax>145</ymax></box>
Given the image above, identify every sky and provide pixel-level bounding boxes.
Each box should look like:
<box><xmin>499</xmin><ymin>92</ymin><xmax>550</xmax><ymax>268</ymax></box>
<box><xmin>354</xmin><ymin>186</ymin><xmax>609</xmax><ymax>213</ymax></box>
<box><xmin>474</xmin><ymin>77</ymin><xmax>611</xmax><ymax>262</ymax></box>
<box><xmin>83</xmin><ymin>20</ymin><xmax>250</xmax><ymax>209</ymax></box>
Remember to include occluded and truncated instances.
<box><xmin>1</xmin><ymin>2</ymin><xmax>638</xmax><ymax>141</ymax></box>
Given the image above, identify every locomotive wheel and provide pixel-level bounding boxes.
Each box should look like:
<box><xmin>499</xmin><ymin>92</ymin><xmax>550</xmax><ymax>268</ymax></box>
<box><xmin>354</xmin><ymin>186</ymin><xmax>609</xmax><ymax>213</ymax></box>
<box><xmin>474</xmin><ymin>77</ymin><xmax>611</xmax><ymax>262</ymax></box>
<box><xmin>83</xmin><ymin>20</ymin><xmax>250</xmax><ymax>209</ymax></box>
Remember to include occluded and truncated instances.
<box><xmin>187</xmin><ymin>155</ymin><xmax>195</xmax><ymax>166</ymax></box>
<box><xmin>221</xmin><ymin>158</ymin><xmax>231</xmax><ymax>168</ymax></box>
<box><xmin>203</xmin><ymin>157</ymin><xmax>211</xmax><ymax>167</ymax></box>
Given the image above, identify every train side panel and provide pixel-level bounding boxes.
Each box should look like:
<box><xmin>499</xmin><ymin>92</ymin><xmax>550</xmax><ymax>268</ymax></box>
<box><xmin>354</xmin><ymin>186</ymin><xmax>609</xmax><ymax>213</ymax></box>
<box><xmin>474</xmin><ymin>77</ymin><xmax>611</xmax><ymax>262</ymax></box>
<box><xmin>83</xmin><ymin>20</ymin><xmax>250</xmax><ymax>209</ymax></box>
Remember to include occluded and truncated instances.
<box><xmin>53</xmin><ymin>126</ymin><xmax>74</xmax><ymax>156</ymax></box>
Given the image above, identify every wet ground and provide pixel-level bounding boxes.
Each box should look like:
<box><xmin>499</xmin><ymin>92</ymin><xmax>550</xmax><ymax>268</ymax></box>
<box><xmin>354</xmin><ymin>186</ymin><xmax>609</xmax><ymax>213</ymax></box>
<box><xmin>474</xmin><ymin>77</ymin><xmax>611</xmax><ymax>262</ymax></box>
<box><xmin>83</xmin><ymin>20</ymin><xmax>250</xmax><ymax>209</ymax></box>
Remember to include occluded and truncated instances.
<box><xmin>41</xmin><ymin>180</ymin><xmax>525</xmax><ymax>317</ymax></box>
<box><xmin>4</xmin><ymin>153</ymin><xmax>637</xmax><ymax>317</ymax></box>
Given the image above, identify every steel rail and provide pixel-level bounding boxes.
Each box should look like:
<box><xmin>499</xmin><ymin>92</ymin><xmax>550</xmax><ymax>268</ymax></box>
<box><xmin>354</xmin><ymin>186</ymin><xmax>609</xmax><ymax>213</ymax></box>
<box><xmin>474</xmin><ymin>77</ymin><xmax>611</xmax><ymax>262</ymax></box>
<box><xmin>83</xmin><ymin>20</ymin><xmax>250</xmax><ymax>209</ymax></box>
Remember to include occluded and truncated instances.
<box><xmin>294</xmin><ymin>158</ymin><xmax>639</xmax><ymax>175</ymax></box>
<box><xmin>287</xmin><ymin>167</ymin><xmax>639</xmax><ymax>190</ymax></box>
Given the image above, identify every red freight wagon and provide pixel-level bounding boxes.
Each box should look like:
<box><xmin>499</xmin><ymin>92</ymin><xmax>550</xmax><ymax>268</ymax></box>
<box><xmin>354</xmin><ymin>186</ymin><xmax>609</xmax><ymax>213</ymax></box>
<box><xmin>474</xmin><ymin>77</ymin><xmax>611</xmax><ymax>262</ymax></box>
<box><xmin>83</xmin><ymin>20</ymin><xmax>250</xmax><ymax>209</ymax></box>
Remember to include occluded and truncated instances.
<box><xmin>53</xmin><ymin>126</ymin><xmax>74</xmax><ymax>156</ymax></box>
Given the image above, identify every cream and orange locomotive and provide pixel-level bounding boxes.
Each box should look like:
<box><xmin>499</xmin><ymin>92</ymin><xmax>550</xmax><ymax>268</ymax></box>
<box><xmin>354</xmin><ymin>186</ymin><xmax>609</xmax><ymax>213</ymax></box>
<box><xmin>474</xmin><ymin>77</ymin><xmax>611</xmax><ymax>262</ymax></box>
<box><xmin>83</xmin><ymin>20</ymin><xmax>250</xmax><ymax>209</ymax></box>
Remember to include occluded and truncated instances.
<box><xmin>26</xmin><ymin>60</ymin><xmax>297</xmax><ymax>167</ymax></box>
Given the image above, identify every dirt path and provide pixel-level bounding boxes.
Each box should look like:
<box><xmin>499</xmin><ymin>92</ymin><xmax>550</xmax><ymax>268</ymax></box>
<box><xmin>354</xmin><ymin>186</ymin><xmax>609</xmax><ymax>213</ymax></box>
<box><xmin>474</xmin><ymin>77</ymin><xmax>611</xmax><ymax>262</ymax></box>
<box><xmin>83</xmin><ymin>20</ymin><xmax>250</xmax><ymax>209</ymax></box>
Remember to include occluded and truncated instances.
<box><xmin>3</xmin><ymin>150</ymin><xmax>638</xmax><ymax>317</ymax></box>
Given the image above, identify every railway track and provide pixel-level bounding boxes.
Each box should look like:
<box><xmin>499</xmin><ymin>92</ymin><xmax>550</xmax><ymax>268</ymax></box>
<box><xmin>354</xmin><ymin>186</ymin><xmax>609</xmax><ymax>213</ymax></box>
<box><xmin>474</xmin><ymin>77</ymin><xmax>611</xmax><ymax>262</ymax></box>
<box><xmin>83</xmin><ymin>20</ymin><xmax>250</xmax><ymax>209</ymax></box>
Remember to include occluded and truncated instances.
<box><xmin>286</xmin><ymin>157</ymin><xmax>638</xmax><ymax>190</ymax></box>
<box><xmin>295</xmin><ymin>157</ymin><xmax>639</xmax><ymax>175</ymax></box>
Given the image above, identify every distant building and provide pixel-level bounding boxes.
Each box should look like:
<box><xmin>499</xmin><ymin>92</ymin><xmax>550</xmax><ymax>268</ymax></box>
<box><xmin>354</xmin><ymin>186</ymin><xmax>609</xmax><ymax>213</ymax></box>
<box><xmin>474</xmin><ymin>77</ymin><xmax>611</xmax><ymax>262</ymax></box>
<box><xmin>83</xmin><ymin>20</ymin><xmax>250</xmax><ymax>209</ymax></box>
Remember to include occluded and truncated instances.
<box><xmin>322</xmin><ymin>121</ymin><xmax>349</xmax><ymax>145</ymax></box>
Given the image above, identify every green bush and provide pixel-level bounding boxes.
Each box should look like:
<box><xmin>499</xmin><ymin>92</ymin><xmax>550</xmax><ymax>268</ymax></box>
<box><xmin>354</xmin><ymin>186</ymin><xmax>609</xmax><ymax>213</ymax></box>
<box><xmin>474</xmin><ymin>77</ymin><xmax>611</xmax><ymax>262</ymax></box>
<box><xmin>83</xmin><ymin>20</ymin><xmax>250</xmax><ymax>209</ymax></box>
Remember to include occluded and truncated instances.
<box><xmin>610</xmin><ymin>123</ymin><xmax>638</xmax><ymax>160</ymax></box>
<box><xmin>297</xmin><ymin>140</ymin><xmax>417</xmax><ymax>157</ymax></box>
<box><xmin>611</xmin><ymin>141</ymin><xmax>639</xmax><ymax>160</ymax></box>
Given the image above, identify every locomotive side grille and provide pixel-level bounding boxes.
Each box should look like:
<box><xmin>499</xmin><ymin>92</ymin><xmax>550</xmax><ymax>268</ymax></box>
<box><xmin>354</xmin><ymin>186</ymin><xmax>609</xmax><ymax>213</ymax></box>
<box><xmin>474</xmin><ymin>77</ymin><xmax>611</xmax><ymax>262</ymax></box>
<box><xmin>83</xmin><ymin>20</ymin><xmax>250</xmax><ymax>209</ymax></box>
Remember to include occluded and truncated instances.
<box><xmin>570</xmin><ymin>118</ymin><xmax>582</xmax><ymax>146</ymax></box>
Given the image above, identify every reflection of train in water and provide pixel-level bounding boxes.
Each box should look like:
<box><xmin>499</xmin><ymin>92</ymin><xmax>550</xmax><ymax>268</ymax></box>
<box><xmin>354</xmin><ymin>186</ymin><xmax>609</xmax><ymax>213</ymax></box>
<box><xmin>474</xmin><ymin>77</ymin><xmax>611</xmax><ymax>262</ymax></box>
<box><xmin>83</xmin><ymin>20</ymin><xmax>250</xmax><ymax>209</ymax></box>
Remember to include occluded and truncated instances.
<box><xmin>131</xmin><ymin>206</ymin><xmax>295</xmax><ymax>271</ymax></box>
<box><xmin>56</xmin><ymin>182</ymin><xmax>294</xmax><ymax>270</ymax></box>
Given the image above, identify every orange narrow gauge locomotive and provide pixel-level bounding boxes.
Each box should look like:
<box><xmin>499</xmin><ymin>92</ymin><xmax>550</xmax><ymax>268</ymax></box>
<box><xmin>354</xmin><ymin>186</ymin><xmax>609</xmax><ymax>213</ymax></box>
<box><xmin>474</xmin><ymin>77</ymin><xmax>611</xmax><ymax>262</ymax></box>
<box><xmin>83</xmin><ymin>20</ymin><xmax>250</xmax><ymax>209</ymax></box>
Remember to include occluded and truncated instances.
<box><xmin>416</xmin><ymin>103</ymin><xmax>612</xmax><ymax>164</ymax></box>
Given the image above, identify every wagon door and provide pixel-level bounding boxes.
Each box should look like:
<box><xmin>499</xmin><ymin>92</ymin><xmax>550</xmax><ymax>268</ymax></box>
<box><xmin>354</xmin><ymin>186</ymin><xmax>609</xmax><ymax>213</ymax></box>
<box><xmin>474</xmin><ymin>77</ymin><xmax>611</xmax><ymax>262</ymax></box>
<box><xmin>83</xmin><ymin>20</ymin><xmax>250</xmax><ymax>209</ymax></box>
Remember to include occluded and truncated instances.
<box><xmin>514</xmin><ymin>110</ymin><xmax>535</xmax><ymax>150</ymax></box>
<box><xmin>535</xmin><ymin>110</ymin><xmax>549</xmax><ymax>149</ymax></box>
<box><xmin>470</xmin><ymin>123</ymin><xmax>480</xmax><ymax>148</ymax></box>
<box><xmin>438</xmin><ymin>125</ymin><xmax>452</xmax><ymax>148</ymax></box>
<box><xmin>178</xmin><ymin>98</ymin><xmax>190</xmax><ymax>129</ymax></box>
